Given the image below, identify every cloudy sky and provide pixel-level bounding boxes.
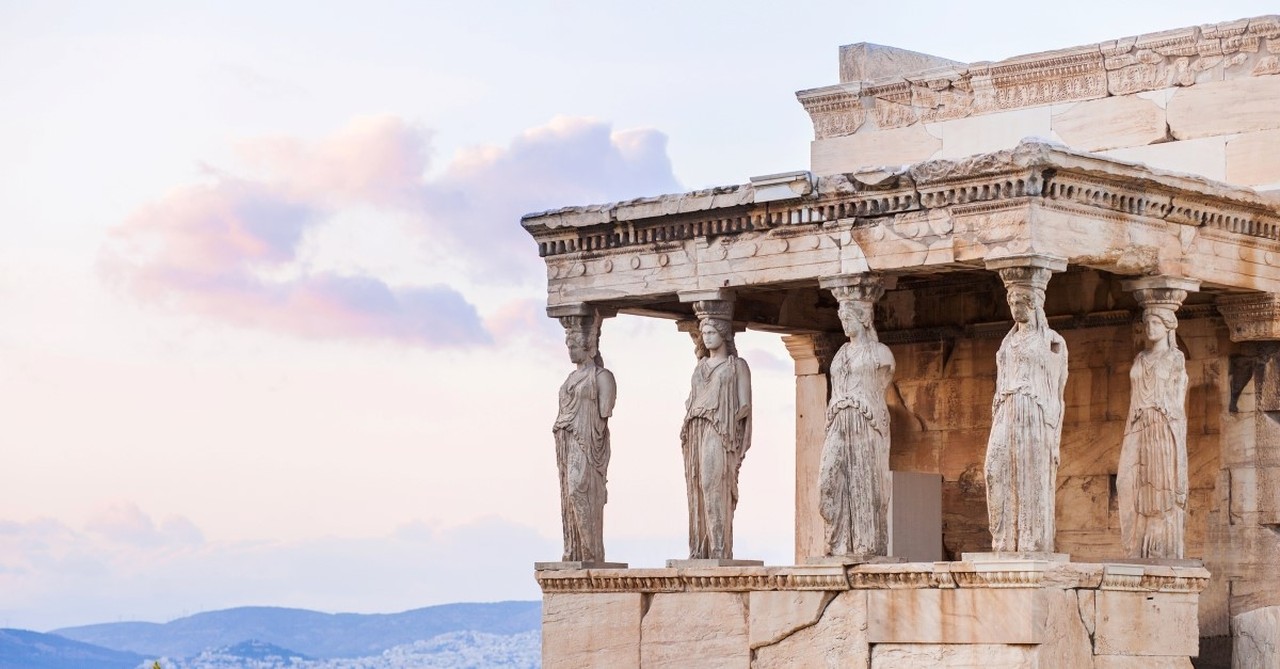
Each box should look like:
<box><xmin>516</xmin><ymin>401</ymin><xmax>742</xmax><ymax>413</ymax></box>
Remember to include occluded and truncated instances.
<box><xmin>2</xmin><ymin>1</ymin><xmax>1274</xmax><ymax>630</ymax></box>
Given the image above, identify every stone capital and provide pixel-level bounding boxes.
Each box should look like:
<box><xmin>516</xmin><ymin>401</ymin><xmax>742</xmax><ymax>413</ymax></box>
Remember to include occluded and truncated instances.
<box><xmin>1123</xmin><ymin>276</ymin><xmax>1200</xmax><ymax>313</ymax></box>
<box><xmin>984</xmin><ymin>253</ymin><xmax>1068</xmax><ymax>273</ymax></box>
<box><xmin>820</xmin><ymin>273</ymin><xmax>896</xmax><ymax>304</ymax></box>
<box><xmin>782</xmin><ymin>333</ymin><xmax>843</xmax><ymax>376</ymax></box>
<box><xmin>678</xmin><ymin>288</ymin><xmax>733</xmax><ymax>304</ymax></box>
<box><xmin>547</xmin><ymin>303</ymin><xmax>618</xmax><ymax>320</ymax></box>
<box><xmin>1218</xmin><ymin>293</ymin><xmax>1280</xmax><ymax>342</ymax></box>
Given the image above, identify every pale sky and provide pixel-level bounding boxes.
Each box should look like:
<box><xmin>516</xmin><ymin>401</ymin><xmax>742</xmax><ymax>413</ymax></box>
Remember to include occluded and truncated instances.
<box><xmin>2</xmin><ymin>1</ymin><xmax>1275</xmax><ymax>630</ymax></box>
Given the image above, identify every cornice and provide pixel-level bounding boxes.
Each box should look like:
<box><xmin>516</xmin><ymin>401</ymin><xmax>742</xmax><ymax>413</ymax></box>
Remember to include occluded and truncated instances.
<box><xmin>522</xmin><ymin>141</ymin><xmax>1280</xmax><ymax>261</ymax></box>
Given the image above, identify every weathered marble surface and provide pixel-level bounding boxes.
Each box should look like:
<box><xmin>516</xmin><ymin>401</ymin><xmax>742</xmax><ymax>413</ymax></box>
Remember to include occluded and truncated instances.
<box><xmin>1233</xmin><ymin>605</ymin><xmax>1280</xmax><ymax>669</ymax></box>
<box><xmin>819</xmin><ymin>275</ymin><xmax>895</xmax><ymax>557</ymax></box>
<box><xmin>538</xmin><ymin>561</ymin><xmax>1210</xmax><ymax>668</ymax></box>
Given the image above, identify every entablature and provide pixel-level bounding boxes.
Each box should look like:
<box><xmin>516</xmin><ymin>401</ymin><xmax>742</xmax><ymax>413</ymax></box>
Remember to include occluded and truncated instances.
<box><xmin>522</xmin><ymin>141</ymin><xmax>1280</xmax><ymax>317</ymax></box>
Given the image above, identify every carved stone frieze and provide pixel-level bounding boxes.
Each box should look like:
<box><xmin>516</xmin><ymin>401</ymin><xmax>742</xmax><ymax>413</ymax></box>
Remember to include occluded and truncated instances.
<box><xmin>798</xmin><ymin>16</ymin><xmax>1280</xmax><ymax>137</ymax></box>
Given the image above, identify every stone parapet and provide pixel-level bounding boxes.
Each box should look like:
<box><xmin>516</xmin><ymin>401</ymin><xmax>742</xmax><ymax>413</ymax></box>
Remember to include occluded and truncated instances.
<box><xmin>538</xmin><ymin>561</ymin><xmax>1210</xmax><ymax>668</ymax></box>
<box><xmin>797</xmin><ymin>16</ymin><xmax>1280</xmax><ymax>139</ymax></box>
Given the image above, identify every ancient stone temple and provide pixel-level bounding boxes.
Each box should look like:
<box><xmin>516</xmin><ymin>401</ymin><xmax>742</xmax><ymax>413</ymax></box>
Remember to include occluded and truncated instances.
<box><xmin>525</xmin><ymin>16</ymin><xmax>1280</xmax><ymax>669</ymax></box>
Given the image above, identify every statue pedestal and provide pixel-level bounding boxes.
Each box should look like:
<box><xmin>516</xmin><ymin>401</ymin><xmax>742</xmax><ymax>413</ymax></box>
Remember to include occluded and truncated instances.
<box><xmin>536</xmin><ymin>560</ymin><xmax>1209</xmax><ymax>668</ymax></box>
<box><xmin>665</xmin><ymin>558</ymin><xmax>764</xmax><ymax>568</ymax></box>
<box><xmin>803</xmin><ymin>555</ymin><xmax>905</xmax><ymax>566</ymax></box>
<box><xmin>535</xmin><ymin>561</ymin><xmax>629</xmax><ymax>571</ymax></box>
<box><xmin>961</xmin><ymin>551</ymin><xmax>1070</xmax><ymax>562</ymax></box>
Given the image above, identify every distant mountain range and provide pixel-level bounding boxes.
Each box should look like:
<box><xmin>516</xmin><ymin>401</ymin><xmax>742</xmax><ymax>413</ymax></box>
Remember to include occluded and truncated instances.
<box><xmin>0</xmin><ymin>628</ymin><xmax>145</xmax><ymax>669</ymax></box>
<box><xmin>1</xmin><ymin>601</ymin><xmax>541</xmax><ymax>669</ymax></box>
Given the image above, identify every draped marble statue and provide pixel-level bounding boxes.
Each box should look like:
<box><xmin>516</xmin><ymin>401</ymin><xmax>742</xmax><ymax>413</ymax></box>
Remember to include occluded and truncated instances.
<box><xmin>985</xmin><ymin>259</ymin><xmax>1068</xmax><ymax>552</ymax></box>
<box><xmin>1119</xmin><ymin>279</ymin><xmax>1196</xmax><ymax>559</ymax></box>
<box><xmin>553</xmin><ymin>311</ymin><xmax>617</xmax><ymax>563</ymax></box>
<box><xmin>681</xmin><ymin>300</ymin><xmax>752</xmax><ymax>559</ymax></box>
<box><xmin>819</xmin><ymin>277</ymin><xmax>895</xmax><ymax>557</ymax></box>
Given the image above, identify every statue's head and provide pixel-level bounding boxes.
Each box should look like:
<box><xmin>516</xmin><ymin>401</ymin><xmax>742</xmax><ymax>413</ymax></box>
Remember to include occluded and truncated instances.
<box><xmin>1143</xmin><ymin>307</ymin><xmax>1179</xmax><ymax>348</ymax></box>
<box><xmin>999</xmin><ymin>266</ymin><xmax>1051</xmax><ymax>329</ymax></box>
<box><xmin>837</xmin><ymin>299</ymin><xmax>875</xmax><ymax>340</ymax></box>
<box><xmin>699</xmin><ymin>317</ymin><xmax>737</xmax><ymax>356</ymax></box>
<box><xmin>559</xmin><ymin>313</ymin><xmax>601</xmax><ymax>365</ymax></box>
<box><xmin>1007</xmin><ymin>287</ymin><xmax>1042</xmax><ymax>325</ymax></box>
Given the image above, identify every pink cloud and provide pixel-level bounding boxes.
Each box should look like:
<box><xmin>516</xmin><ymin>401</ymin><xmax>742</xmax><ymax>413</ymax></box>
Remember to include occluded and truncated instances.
<box><xmin>103</xmin><ymin>115</ymin><xmax>680</xmax><ymax>345</ymax></box>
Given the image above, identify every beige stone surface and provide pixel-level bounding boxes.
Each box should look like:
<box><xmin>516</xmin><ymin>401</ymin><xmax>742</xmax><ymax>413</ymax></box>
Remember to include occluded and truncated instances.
<box><xmin>810</xmin><ymin>124</ymin><xmax>940</xmax><ymax>175</ymax></box>
<box><xmin>932</xmin><ymin>105</ymin><xmax>1053</xmax><ymax>159</ymax></box>
<box><xmin>839</xmin><ymin>43</ymin><xmax>962</xmax><ymax>84</ymax></box>
<box><xmin>542</xmin><ymin>593</ymin><xmax>641</xmax><ymax>669</ymax></box>
<box><xmin>1094</xmin><ymin>590</ymin><xmax>1199</xmax><ymax>657</ymax></box>
<box><xmin>640</xmin><ymin>592</ymin><xmax>749</xmax><ymax>668</ymax></box>
<box><xmin>1039</xmin><ymin>587</ymin><xmax>1095</xmax><ymax>668</ymax></box>
<box><xmin>1101</xmin><ymin>136</ymin><xmax>1228</xmax><ymax>182</ymax></box>
<box><xmin>752</xmin><ymin>591</ymin><xmax>870</xmax><ymax>669</ymax></box>
<box><xmin>867</xmin><ymin>587</ymin><xmax>1040</xmax><ymax>644</ymax></box>
<box><xmin>1167</xmin><ymin>76</ymin><xmax>1280</xmax><ymax>141</ymax></box>
<box><xmin>1233</xmin><ymin>605</ymin><xmax>1280</xmax><ymax>669</ymax></box>
<box><xmin>1093</xmin><ymin>658</ymin><xmax>1193</xmax><ymax>669</ymax></box>
<box><xmin>1052</xmin><ymin>95</ymin><xmax>1168</xmax><ymax>151</ymax></box>
<box><xmin>785</xmin><ymin>337</ymin><xmax>831</xmax><ymax>563</ymax></box>
<box><xmin>1226</xmin><ymin>129</ymin><xmax>1280</xmax><ymax>188</ymax></box>
<box><xmin>869</xmin><ymin>643</ymin><xmax>1037</xmax><ymax>668</ymax></box>
<box><xmin>747</xmin><ymin>590</ymin><xmax>832</xmax><ymax>648</ymax></box>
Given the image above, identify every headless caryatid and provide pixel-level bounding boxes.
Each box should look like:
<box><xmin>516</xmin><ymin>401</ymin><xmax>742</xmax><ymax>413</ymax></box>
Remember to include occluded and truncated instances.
<box><xmin>1119</xmin><ymin>279</ymin><xmax>1197</xmax><ymax>559</ymax></box>
<box><xmin>819</xmin><ymin>277</ymin><xmax>895</xmax><ymax>557</ymax></box>
<box><xmin>552</xmin><ymin>311</ymin><xmax>617</xmax><ymax>563</ymax></box>
<box><xmin>985</xmin><ymin>258</ymin><xmax>1068</xmax><ymax>553</ymax></box>
<box><xmin>680</xmin><ymin>300</ymin><xmax>752</xmax><ymax>560</ymax></box>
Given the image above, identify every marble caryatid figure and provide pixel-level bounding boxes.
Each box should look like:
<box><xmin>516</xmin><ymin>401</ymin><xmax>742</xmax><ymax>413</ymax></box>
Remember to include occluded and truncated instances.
<box><xmin>681</xmin><ymin>300</ymin><xmax>752</xmax><ymax>559</ymax></box>
<box><xmin>1119</xmin><ymin>279</ymin><xmax>1196</xmax><ymax>559</ymax></box>
<box><xmin>819</xmin><ymin>277</ymin><xmax>895</xmax><ymax>557</ymax></box>
<box><xmin>985</xmin><ymin>260</ymin><xmax>1068</xmax><ymax>553</ymax></box>
<box><xmin>553</xmin><ymin>310</ymin><xmax>617</xmax><ymax>563</ymax></box>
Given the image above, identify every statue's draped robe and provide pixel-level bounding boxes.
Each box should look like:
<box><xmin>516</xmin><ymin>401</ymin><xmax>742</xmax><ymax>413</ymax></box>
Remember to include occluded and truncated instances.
<box><xmin>681</xmin><ymin>356</ymin><xmax>751</xmax><ymax>559</ymax></box>
<box><xmin>820</xmin><ymin>341</ymin><xmax>892</xmax><ymax>556</ymax></box>
<box><xmin>553</xmin><ymin>365</ymin><xmax>610</xmax><ymax>562</ymax></box>
<box><xmin>1118</xmin><ymin>346</ymin><xmax>1188</xmax><ymax>558</ymax></box>
<box><xmin>986</xmin><ymin>327</ymin><xmax>1067</xmax><ymax>552</ymax></box>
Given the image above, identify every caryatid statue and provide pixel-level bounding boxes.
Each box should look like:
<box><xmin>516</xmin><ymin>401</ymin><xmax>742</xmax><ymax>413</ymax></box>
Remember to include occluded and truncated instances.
<box><xmin>1118</xmin><ymin>277</ymin><xmax>1199</xmax><ymax>559</ymax></box>
<box><xmin>680</xmin><ymin>299</ymin><xmax>752</xmax><ymax>559</ymax></box>
<box><xmin>984</xmin><ymin>255</ymin><xmax>1068</xmax><ymax>553</ymax></box>
<box><xmin>552</xmin><ymin>308</ymin><xmax>617</xmax><ymax>563</ymax></box>
<box><xmin>819</xmin><ymin>275</ymin><xmax>896</xmax><ymax>557</ymax></box>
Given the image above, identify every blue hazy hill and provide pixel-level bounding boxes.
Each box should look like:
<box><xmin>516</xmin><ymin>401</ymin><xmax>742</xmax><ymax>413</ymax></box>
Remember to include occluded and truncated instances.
<box><xmin>0</xmin><ymin>628</ymin><xmax>146</xmax><ymax>669</ymax></box>
<box><xmin>52</xmin><ymin>600</ymin><xmax>540</xmax><ymax>659</ymax></box>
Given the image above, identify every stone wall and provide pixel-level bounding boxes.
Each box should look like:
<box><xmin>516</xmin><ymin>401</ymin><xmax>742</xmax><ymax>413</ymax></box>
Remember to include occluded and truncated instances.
<box><xmin>800</xmin><ymin>17</ymin><xmax>1280</xmax><ymax>197</ymax></box>
<box><xmin>538</xmin><ymin>561</ymin><xmax>1209</xmax><ymax>668</ymax></box>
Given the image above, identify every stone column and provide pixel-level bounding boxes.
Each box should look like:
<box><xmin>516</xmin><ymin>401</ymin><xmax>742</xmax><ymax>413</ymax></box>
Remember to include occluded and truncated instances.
<box><xmin>981</xmin><ymin>254</ymin><xmax>1068</xmax><ymax>555</ymax></box>
<box><xmin>816</xmin><ymin>273</ymin><xmax>896</xmax><ymax>560</ymax></box>
<box><xmin>671</xmin><ymin>289</ymin><xmax>761</xmax><ymax>566</ymax></box>
<box><xmin>1214</xmin><ymin>293</ymin><xmax>1280</xmax><ymax>667</ymax></box>
<box><xmin>1118</xmin><ymin>277</ymin><xmax>1199</xmax><ymax>560</ymax></box>
<box><xmin>782</xmin><ymin>332</ymin><xmax>840</xmax><ymax>563</ymax></box>
<box><xmin>537</xmin><ymin>303</ymin><xmax>626</xmax><ymax>571</ymax></box>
